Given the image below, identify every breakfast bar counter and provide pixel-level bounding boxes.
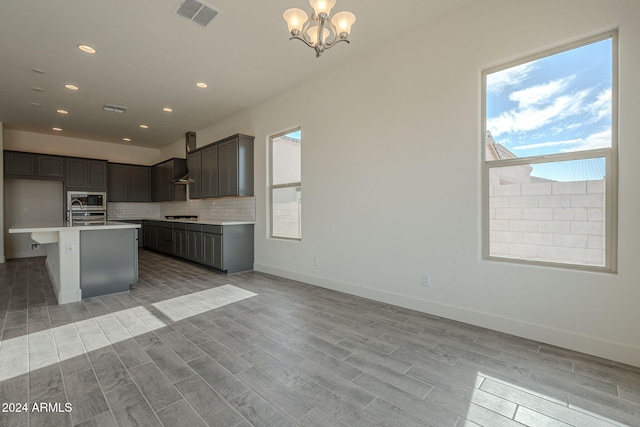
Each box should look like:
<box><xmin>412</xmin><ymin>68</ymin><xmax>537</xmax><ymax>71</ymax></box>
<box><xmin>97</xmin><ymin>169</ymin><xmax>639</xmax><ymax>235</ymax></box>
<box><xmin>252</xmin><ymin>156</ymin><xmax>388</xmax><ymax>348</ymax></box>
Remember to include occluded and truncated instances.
<box><xmin>9</xmin><ymin>221</ymin><xmax>141</xmax><ymax>304</ymax></box>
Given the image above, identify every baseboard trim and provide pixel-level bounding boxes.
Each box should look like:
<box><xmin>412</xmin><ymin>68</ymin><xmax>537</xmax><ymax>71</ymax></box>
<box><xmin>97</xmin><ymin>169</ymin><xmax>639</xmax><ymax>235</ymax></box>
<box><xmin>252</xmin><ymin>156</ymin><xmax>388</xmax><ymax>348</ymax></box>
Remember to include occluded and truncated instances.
<box><xmin>254</xmin><ymin>263</ymin><xmax>640</xmax><ymax>368</ymax></box>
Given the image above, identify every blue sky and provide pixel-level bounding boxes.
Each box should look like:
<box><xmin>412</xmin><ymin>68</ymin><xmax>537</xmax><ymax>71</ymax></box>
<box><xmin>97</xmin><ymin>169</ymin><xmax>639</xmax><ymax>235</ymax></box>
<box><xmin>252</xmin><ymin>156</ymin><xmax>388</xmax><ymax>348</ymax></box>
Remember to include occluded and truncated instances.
<box><xmin>486</xmin><ymin>38</ymin><xmax>612</xmax><ymax>180</ymax></box>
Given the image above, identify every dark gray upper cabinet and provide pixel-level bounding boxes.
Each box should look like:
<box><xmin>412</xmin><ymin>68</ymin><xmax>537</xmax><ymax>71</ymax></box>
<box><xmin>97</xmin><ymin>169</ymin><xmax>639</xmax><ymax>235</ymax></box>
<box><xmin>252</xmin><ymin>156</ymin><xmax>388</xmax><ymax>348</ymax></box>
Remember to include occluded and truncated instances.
<box><xmin>87</xmin><ymin>160</ymin><xmax>107</xmax><ymax>190</ymax></box>
<box><xmin>188</xmin><ymin>134</ymin><xmax>253</xmax><ymax>199</ymax></box>
<box><xmin>218</xmin><ymin>139</ymin><xmax>238</xmax><ymax>197</ymax></box>
<box><xmin>107</xmin><ymin>163</ymin><xmax>151</xmax><ymax>202</ymax></box>
<box><xmin>129</xmin><ymin>165</ymin><xmax>151</xmax><ymax>202</ymax></box>
<box><xmin>5</xmin><ymin>151</ymin><xmax>35</xmax><ymax>177</ymax></box>
<box><xmin>151</xmin><ymin>158</ymin><xmax>186</xmax><ymax>202</ymax></box>
<box><xmin>201</xmin><ymin>144</ymin><xmax>219</xmax><ymax>198</ymax></box>
<box><xmin>107</xmin><ymin>164</ymin><xmax>128</xmax><ymax>201</ymax></box>
<box><xmin>188</xmin><ymin>150</ymin><xmax>202</xmax><ymax>199</ymax></box>
<box><xmin>37</xmin><ymin>154</ymin><xmax>64</xmax><ymax>178</ymax></box>
<box><xmin>4</xmin><ymin>151</ymin><xmax>64</xmax><ymax>180</ymax></box>
<box><xmin>65</xmin><ymin>158</ymin><xmax>107</xmax><ymax>190</ymax></box>
<box><xmin>65</xmin><ymin>158</ymin><xmax>87</xmax><ymax>188</ymax></box>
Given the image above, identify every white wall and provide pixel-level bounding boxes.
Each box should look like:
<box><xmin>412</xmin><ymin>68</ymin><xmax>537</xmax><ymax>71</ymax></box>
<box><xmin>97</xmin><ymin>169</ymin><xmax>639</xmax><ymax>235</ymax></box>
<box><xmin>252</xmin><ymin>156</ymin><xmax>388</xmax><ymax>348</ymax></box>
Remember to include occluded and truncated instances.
<box><xmin>3</xmin><ymin>129</ymin><xmax>162</xmax><ymax>165</ymax></box>
<box><xmin>4</xmin><ymin>180</ymin><xmax>63</xmax><ymax>259</ymax></box>
<box><xmin>191</xmin><ymin>0</ymin><xmax>640</xmax><ymax>366</ymax></box>
<box><xmin>0</xmin><ymin>122</ymin><xmax>4</xmax><ymax>263</ymax></box>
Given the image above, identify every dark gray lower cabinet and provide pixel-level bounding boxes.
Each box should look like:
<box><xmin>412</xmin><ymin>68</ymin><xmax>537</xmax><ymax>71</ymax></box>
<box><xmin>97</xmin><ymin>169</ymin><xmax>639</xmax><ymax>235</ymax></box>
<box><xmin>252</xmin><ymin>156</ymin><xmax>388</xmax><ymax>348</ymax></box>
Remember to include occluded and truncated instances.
<box><xmin>173</xmin><ymin>225</ymin><xmax>187</xmax><ymax>258</ymax></box>
<box><xmin>142</xmin><ymin>220</ymin><xmax>253</xmax><ymax>273</ymax></box>
<box><xmin>203</xmin><ymin>230</ymin><xmax>223</xmax><ymax>270</ymax></box>
<box><xmin>142</xmin><ymin>221</ymin><xmax>162</xmax><ymax>251</ymax></box>
<box><xmin>186</xmin><ymin>225</ymin><xmax>203</xmax><ymax>263</ymax></box>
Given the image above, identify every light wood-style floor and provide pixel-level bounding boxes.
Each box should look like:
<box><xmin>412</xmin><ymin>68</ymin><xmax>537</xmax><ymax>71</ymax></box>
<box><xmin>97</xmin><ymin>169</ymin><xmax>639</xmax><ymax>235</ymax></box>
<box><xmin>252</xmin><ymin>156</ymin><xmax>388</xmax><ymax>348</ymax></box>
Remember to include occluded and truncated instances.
<box><xmin>0</xmin><ymin>250</ymin><xmax>639</xmax><ymax>426</ymax></box>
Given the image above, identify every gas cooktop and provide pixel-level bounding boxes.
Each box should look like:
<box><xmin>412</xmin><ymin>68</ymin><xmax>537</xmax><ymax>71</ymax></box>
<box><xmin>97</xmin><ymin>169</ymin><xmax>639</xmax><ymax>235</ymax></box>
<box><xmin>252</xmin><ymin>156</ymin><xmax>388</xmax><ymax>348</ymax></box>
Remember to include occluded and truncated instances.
<box><xmin>165</xmin><ymin>215</ymin><xmax>198</xmax><ymax>220</ymax></box>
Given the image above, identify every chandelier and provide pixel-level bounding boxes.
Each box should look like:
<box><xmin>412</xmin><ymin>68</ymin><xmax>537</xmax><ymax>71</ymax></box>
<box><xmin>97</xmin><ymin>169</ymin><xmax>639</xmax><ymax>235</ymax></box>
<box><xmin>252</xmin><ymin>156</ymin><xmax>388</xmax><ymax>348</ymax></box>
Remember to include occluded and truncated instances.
<box><xmin>283</xmin><ymin>0</ymin><xmax>356</xmax><ymax>57</ymax></box>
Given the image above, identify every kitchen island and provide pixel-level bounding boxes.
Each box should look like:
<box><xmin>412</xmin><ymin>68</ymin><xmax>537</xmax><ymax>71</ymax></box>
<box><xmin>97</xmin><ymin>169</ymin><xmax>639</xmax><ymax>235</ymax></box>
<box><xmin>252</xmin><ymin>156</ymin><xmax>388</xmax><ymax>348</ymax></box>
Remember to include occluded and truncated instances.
<box><xmin>9</xmin><ymin>221</ymin><xmax>140</xmax><ymax>304</ymax></box>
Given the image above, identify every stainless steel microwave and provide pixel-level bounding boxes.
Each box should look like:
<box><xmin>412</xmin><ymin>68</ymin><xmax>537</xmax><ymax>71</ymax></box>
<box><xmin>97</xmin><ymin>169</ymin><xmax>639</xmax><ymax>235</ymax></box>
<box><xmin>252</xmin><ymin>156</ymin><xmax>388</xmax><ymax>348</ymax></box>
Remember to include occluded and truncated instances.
<box><xmin>67</xmin><ymin>191</ymin><xmax>107</xmax><ymax>211</ymax></box>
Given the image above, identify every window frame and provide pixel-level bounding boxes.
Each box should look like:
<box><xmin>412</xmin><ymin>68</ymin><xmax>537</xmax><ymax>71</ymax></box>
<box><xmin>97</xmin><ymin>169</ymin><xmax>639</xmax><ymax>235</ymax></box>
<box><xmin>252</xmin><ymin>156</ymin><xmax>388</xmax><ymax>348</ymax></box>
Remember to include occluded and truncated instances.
<box><xmin>269</xmin><ymin>128</ymin><xmax>302</xmax><ymax>241</ymax></box>
<box><xmin>481</xmin><ymin>30</ymin><xmax>618</xmax><ymax>272</ymax></box>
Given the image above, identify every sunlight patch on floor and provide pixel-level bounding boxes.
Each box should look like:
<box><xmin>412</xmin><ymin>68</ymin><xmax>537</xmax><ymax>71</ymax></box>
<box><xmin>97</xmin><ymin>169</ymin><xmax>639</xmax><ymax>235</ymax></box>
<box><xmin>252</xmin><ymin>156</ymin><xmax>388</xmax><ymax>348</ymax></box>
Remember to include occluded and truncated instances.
<box><xmin>0</xmin><ymin>284</ymin><xmax>256</xmax><ymax>382</ymax></box>
<box><xmin>463</xmin><ymin>372</ymin><xmax>629</xmax><ymax>427</ymax></box>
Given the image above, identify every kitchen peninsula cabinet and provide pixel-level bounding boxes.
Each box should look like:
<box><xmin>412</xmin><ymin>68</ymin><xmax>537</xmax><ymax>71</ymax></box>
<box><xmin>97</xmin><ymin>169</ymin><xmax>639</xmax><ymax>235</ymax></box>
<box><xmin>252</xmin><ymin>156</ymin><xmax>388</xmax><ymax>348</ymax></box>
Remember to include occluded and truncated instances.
<box><xmin>108</xmin><ymin>163</ymin><xmax>151</xmax><ymax>202</ymax></box>
<box><xmin>187</xmin><ymin>134</ymin><xmax>253</xmax><ymax>199</ymax></box>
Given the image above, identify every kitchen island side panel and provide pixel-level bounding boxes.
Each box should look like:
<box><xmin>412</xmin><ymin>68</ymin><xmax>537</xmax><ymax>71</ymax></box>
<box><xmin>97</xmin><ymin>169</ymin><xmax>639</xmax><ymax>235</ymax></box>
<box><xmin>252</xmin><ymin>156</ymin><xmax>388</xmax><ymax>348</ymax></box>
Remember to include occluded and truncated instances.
<box><xmin>80</xmin><ymin>228</ymin><xmax>137</xmax><ymax>298</ymax></box>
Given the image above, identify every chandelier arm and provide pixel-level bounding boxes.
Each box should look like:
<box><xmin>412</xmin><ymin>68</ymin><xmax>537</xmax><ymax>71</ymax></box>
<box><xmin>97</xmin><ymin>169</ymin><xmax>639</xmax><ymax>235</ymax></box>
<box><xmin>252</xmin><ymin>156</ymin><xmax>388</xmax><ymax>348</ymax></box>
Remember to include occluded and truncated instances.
<box><xmin>302</xmin><ymin>11</ymin><xmax>317</xmax><ymax>44</ymax></box>
<box><xmin>324</xmin><ymin>38</ymin><xmax>350</xmax><ymax>50</ymax></box>
<box><xmin>289</xmin><ymin>35</ymin><xmax>316</xmax><ymax>49</ymax></box>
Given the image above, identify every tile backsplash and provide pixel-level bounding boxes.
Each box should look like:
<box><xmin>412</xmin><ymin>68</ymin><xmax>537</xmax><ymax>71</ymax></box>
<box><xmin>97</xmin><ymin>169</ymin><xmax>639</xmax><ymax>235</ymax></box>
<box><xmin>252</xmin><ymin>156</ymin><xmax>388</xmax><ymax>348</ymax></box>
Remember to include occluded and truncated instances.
<box><xmin>108</xmin><ymin>196</ymin><xmax>256</xmax><ymax>222</ymax></box>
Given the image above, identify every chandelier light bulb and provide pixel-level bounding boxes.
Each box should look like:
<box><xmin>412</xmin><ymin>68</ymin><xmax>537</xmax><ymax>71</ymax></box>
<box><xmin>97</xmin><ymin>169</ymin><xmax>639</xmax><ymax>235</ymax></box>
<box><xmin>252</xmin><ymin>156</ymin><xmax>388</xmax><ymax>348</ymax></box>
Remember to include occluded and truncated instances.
<box><xmin>283</xmin><ymin>8</ymin><xmax>308</xmax><ymax>35</ymax></box>
<box><xmin>331</xmin><ymin>11</ymin><xmax>356</xmax><ymax>37</ymax></box>
<box><xmin>307</xmin><ymin>25</ymin><xmax>330</xmax><ymax>45</ymax></box>
<box><xmin>309</xmin><ymin>0</ymin><xmax>336</xmax><ymax>17</ymax></box>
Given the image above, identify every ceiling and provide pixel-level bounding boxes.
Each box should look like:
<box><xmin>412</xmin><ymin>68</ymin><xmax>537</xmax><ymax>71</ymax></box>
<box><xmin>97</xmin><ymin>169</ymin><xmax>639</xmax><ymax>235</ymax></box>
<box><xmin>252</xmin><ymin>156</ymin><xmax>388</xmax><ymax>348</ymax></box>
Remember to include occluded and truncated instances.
<box><xmin>0</xmin><ymin>0</ymin><xmax>471</xmax><ymax>149</ymax></box>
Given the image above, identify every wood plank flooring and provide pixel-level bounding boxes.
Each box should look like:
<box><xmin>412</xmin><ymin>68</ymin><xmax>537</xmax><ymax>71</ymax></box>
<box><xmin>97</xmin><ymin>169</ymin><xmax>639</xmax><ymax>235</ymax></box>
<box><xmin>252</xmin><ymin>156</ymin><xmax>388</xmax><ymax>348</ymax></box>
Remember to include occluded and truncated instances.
<box><xmin>0</xmin><ymin>251</ymin><xmax>639</xmax><ymax>426</ymax></box>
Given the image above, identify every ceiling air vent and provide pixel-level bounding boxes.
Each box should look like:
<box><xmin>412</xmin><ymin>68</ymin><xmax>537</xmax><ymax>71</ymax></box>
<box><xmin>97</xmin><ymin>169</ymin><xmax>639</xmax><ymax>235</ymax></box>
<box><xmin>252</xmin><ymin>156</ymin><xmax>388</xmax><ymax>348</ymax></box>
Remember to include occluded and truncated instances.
<box><xmin>103</xmin><ymin>104</ymin><xmax>128</xmax><ymax>114</ymax></box>
<box><xmin>175</xmin><ymin>0</ymin><xmax>219</xmax><ymax>27</ymax></box>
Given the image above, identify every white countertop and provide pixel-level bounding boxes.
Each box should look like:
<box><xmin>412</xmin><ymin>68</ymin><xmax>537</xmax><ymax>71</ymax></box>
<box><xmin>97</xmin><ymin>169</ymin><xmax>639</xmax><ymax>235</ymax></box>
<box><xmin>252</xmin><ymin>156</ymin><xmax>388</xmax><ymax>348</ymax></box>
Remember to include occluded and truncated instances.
<box><xmin>9</xmin><ymin>221</ymin><xmax>141</xmax><ymax>233</ymax></box>
<box><xmin>111</xmin><ymin>218</ymin><xmax>255</xmax><ymax>226</ymax></box>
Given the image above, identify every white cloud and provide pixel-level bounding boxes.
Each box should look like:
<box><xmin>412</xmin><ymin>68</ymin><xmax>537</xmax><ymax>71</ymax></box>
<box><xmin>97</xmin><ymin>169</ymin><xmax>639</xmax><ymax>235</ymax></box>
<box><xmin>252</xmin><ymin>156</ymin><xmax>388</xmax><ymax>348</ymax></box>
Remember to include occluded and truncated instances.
<box><xmin>561</xmin><ymin>128</ymin><xmax>612</xmax><ymax>152</ymax></box>
<box><xmin>587</xmin><ymin>88</ymin><xmax>612</xmax><ymax>122</ymax></box>
<box><xmin>486</xmin><ymin>62</ymin><xmax>537</xmax><ymax>95</ymax></box>
<box><xmin>487</xmin><ymin>89</ymin><xmax>591</xmax><ymax>137</ymax></box>
<box><xmin>513</xmin><ymin>138</ymin><xmax>583</xmax><ymax>151</ymax></box>
<box><xmin>508</xmin><ymin>76</ymin><xmax>574</xmax><ymax>108</ymax></box>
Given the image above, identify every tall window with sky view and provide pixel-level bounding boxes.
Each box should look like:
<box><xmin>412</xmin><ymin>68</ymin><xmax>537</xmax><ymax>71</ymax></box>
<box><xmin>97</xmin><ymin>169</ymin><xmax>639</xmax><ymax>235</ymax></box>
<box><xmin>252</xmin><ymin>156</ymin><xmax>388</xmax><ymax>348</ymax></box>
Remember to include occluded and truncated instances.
<box><xmin>483</xmin><ymin>32</ymin><xmax>616</xmax><ymax>270</ymax></box>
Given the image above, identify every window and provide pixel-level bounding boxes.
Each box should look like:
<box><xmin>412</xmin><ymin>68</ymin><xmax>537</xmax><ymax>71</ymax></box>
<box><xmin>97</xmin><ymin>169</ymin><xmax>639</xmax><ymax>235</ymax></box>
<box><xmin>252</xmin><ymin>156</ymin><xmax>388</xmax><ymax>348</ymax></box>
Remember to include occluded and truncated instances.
<box><xmin>482</xmin><ymin>31</ymin><xmax>617</xmax><ymax>271</ymax></box>
<box><xmin>270</xmin><ymin>129</ymin><xmax>302</xmax><ymax>240</ymax></box>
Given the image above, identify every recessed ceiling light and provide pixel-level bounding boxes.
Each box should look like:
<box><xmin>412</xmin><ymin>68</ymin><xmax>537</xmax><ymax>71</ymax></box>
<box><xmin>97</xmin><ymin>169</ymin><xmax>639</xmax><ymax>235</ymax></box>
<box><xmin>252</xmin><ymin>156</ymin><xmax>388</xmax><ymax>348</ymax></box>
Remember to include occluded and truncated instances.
<box><xmin>32</xmin><ymin>87</ymin><xmax>45</xmax><ymax>92</ymax></box>
<box><xmin>64</xmin><ymin>84</ymin><xmax>79</xmax><ymax>91</ymax></box>
<box><xmin>195</xmin><ymin>82</ymin><xmax>208</xmax><ymax>89</ymax></box>
<box><xmin>52</xmin><ymin>127</ymin><xmax>62</xmax><ymax>132</ymax></box>
<box><xmin>123</xmin><ymin>137</ymin><xmax>131</xmax><ymax>142</ymax></box>
<box><xmin>32</xmin><ymin>68</ymin><xmax>46</xmax><ymax>74</ymax></box>
<box><xmin>163</xmin><ymin>107</ymin><xmax>173</xmax><ymax>113</ymax></box>
<box><xmin>139</xmin><ymin>124</ymin><xmax>149</xmax><ymax>129</ymax></box>
<box><xmin>56</xmin><ymin>109</ymin><xmax>69</xmax><ymax>115</ymax></box>
<box><xmin>77</xmin><ymin>44</ymin><xmax>96</xmax><ymax>54</ymax></box>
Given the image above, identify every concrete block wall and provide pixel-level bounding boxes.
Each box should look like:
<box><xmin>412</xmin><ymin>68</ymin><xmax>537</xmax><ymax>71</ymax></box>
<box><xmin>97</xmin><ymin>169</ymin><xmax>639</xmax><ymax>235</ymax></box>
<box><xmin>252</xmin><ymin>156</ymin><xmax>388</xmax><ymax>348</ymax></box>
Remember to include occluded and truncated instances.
<box><xmin>272</xmin><ymin>200</ymin><xmax>302</xmax><ymax>238</ymax></box>
<box><xmin>489</xmin><ymin>180</ymin><xmax>605</xmax><ymax>266</ymax></box>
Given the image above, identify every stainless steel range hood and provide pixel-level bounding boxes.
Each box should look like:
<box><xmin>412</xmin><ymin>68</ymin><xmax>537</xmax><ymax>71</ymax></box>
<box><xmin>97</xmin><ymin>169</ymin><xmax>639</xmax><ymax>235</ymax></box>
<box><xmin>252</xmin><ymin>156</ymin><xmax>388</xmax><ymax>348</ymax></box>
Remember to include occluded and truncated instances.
<box><xmin>173</xmin><ymin>131</ymin><xmax>196</xmax><ymax>184</ymax></box>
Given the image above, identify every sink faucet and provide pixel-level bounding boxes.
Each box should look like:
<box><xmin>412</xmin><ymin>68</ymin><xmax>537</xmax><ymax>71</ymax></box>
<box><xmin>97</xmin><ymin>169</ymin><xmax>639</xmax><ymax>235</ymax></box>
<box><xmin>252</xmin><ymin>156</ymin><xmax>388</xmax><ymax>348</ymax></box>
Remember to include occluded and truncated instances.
<box><xmin>70</xmin><ymin>198</ymin><xmax>84</xmax><ymax>210</ymax></box>
<box><xmin>69</xmin><ymin>198</ymin><xmax>84</xmax><ymax>225</ymax></box>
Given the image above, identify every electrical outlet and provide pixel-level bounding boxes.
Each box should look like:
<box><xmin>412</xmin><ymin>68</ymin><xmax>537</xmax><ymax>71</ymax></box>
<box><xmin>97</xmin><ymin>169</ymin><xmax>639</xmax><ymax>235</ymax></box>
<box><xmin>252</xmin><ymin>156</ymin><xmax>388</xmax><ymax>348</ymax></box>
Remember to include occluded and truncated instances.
<box><xmin>314</xmin><ymin>257</ymin><xmax>320</xmax><ymax>267</ymax></box>
<box><xmin>65</xmin><ymin>244</ymin><xmax>76</xmax><ymax>255</ymax></box>
<box><xmin>422</xmin><ymin>273</ymin><xmax>431</xmax><ymax>287</ymax></box>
